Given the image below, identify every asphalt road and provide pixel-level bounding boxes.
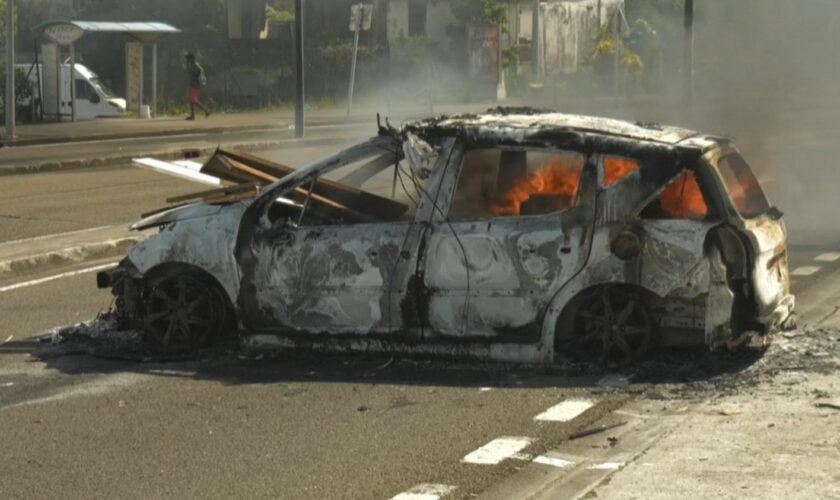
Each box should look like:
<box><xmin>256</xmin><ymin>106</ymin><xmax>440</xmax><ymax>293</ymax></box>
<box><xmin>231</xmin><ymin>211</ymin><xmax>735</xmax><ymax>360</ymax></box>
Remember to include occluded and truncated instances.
<box><xmin>1</xmin><ymin>119</ymin><xmax>840</xmax><ymax>499</ymax></box>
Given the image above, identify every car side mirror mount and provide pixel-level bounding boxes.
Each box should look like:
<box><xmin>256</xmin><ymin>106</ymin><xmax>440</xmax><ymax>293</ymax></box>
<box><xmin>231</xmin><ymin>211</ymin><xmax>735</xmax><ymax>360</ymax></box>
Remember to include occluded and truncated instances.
<box><xmin>767</xmin><ymin>206</ymin><xmax>783</xmax><ymax>220</ymax></box>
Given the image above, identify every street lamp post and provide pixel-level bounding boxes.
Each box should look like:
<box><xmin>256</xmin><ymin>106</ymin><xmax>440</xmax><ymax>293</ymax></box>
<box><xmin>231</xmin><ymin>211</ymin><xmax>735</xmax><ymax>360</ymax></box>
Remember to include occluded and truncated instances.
<box><xmin>294</xmin><ymin>0</ymin><xmax>305</xmax><ymax>138</ymax></box>
<box><xmin>5</xmin><ymin>0</ymin><xmax>16</xmax><ymax>140</ymax></box>
<box><xmin>684</xmin><ymin>0</ymin><xmax>694</xmax><ymax>102</ymax></box>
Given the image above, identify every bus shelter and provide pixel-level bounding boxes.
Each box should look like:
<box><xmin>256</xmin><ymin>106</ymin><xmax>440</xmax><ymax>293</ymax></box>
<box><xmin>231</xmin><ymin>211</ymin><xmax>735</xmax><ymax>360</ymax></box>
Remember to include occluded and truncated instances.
<box><xmin>32</xmin><ymin>21</ymin><xmax>180</xmax><ymax>121</ymax></box>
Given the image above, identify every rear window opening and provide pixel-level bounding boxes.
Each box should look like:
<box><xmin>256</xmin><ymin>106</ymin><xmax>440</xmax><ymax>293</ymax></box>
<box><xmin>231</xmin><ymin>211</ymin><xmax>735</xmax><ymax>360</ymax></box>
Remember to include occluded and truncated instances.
<box><xmin>640</xmin><ymin>170</ymin><xmax>710</xmax><ymax>220</ymax></box>
<box><xmin>715</xmin><ymin>153</ymin><xmax>771</xmax><ymax>219</ymax></box>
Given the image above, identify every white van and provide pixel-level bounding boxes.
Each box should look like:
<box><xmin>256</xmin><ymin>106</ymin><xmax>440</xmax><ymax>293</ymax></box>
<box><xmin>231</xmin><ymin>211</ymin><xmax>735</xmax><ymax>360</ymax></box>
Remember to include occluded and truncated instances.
<box><xmin>20</xmin><ymin>63</ymin><xmax>127</xmax><ymax>121</ymax></box>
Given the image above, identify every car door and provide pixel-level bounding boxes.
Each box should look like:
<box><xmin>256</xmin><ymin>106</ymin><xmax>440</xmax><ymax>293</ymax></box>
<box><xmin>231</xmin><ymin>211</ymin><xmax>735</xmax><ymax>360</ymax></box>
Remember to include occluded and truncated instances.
<box><xmin>235</xmin><ymin>137</ymin><xmax>440</xmax><ymax>337</ymax></box>
<box><xmin>421</xmin><ymin>143</ymin><xmax>597</xmax><ymax>342</ymax></box>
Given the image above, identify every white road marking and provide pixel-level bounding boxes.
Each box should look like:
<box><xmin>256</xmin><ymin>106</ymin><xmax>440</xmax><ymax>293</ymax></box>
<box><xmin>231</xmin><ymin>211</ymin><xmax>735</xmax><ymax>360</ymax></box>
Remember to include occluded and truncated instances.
<box><xmin>0</xmin><ymin>262</ymin><xmax>118</xmax><ymax>293</ymax></box>
<box><xmin>3</xmin><ymin>335</ymin><xmax>12</xmax><ymax>343</ymax></box>
<box><xmin>533</xmin><ymin>455</ymin><xmax>575</xmax><ymax>468</ymax></box>
<box><xmin>791</xmin><ymin>266</ymin><xmax>821</xmax><ymax>276</ymax></box>
<box><xmin>461</xmin><ymin>437</ymin><xmax>533</xmax><ymax>465</ymax></box>
<box><xmin>815</xmin><ymin>252</ymin><xmax>840</xmax><ymax>263</ymax></box>
<box><xmin>588</xmin><ymin>462</ymin><xmax>624</xmax><ymax>471</ymax></box>
<box><xmin>1</xmin><ymin>382</ymin><xmax>14</xmax><ymax>388</ymax></box>
<box><xmin>391</xmin><ymin>484</ymin><xmax>456</xmax><ymax>500</ymax></box>
<box><xmin>478</xmin><ymin>387</ymin><xmax>493</xmax><ymax>392</ymax></box>
<box><xmin>534</xmin><ymin>399</ymin><xmax>594</xmax><ymax>422</ymax></box>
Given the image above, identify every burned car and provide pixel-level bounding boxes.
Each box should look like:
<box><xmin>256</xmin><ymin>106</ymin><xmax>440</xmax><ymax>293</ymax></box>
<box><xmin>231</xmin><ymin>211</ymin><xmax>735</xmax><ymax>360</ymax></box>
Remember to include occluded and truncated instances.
<box><xmin>99</xmin><ymin>109</ymin><xmax>794</xmax><ymax>364</ymax></box>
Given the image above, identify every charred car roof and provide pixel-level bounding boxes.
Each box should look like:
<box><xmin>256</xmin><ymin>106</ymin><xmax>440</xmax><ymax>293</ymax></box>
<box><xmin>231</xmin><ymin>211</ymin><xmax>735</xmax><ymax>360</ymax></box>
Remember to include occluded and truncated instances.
<box><xmin>404</xmin><ymin>108</ymin><xmax>718</xmax><ymax>150</ymax></box>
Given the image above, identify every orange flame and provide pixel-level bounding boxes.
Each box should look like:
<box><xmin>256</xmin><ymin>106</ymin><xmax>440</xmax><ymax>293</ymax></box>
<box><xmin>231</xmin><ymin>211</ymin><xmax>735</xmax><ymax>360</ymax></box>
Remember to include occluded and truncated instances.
<box><xmin>489</xmin><ymin>159</ymin><xmax>582</xmax><ymax>216</ymax></box>
<box><xmin>659</xmin><ymin>171</ymin><xmax>708</xmax><ymax>219</ymax></box>
<box><xmin>603</xmin><ymin>157</ymin><xmax>638</xmax><ymax>187</ymax></box>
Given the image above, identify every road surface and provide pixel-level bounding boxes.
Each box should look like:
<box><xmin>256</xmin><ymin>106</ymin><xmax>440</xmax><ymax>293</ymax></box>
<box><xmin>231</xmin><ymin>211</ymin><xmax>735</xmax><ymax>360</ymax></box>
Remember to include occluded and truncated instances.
<box><xmin>1</xmin><ymin>123</ymin><xmax>839</xmax><ymax>499</ymax></box>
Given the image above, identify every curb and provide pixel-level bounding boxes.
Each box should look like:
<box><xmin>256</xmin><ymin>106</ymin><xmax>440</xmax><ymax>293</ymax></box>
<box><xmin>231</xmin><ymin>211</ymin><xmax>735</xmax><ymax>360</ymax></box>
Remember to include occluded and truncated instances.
<box><xmin>0</xmin><ymin>236</ymin><xmax>142</xmax><ymax>280</ymax></box>
<box><xmin>2</xmin><ymin>123</ymin><xmax>285</xmax><ymax>148</ymax></box>
<box><xmin>0</xmin><ymin>135</ymin><xmax>353</xmax><ymax>177</ymax></box>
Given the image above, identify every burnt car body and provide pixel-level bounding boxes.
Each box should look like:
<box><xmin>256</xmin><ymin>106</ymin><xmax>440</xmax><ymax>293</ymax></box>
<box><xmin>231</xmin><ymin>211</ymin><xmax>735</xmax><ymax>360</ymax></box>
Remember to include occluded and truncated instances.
<box><xmin>100</xmin><ymin>110</ymin><xmax>794</xmax><ymax>364</ymax></box>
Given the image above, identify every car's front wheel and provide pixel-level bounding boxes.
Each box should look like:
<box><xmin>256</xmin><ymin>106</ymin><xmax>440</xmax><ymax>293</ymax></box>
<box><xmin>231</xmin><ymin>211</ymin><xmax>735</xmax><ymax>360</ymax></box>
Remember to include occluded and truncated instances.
<box><xmin>143</xmin><ymin>272</ymin><xmax>230</xmax><ymax>352</ymax></box>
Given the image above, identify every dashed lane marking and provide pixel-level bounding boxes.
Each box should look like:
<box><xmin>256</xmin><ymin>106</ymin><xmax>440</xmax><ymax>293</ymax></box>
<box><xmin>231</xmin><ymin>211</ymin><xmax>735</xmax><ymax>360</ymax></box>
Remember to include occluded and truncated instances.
<box><xmin>587</xmin><ymin>462</ymin><xmax>625</xmax><ymax>471</ymax></box>
<box><xmin>0</xmin><ymin>262</ymin><xmax>117</xmax><ymax>293</ymax></box>
<box><xmin>533</xmin><ymin>455</ymin><xmax>575</xmax><ymax>468</ymax></box>
<box><xmin>461</xmin><ymin>437</ymin><xmax>533</xmax><ymax>465</ymax></box>
<box><xmin>815</xmin><ymin>252</ymin><xmax>840</xmax><ymax>263</ymax></box>
<box><xmin>534</xmin><ymin>399</ymin><xmax>595</xmax><ymax>422</ymax></box>
<box><xmin>391</xmin><ymin>484</ymin><xmax>456</xmax><ymax>500</ymax></box>
<box><xmin>791</xmin><ymin>266</ymin><xmax>821</xmax><ymax>276</ymax></box>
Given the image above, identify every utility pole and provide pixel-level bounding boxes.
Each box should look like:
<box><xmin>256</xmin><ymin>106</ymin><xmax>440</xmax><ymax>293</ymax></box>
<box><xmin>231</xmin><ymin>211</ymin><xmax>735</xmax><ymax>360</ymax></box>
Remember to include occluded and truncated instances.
<box><xmin>5</xmin><ymin>0</ymin><xmax>16</xmax><ymax>140</ymax></box>
<box><xmin>531</xmin><ymin>0</ymin><xmax>542</xmax><ymax>79</ymax></box>
<box><xmin>294</xmin><ymin>0</ymin><xmax>305</xmax><ymax>138</ymax></box>
<box><xmin>683</xmin><ymin>0</ymin><xmax>694</xmax><ymax>102</ymax></box>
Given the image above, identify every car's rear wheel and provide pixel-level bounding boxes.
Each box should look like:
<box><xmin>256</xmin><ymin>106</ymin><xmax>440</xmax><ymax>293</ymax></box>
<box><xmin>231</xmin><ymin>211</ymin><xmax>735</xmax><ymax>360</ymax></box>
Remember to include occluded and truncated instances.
<box><xmin>143</xmin><ymin>273</ymin><xmax>229</xmax><ymax>352</ymax></box>
<box><xmin>569</xmin><ymin>285</ymin><xmax>655</xmax><ymax>365</ymax></box>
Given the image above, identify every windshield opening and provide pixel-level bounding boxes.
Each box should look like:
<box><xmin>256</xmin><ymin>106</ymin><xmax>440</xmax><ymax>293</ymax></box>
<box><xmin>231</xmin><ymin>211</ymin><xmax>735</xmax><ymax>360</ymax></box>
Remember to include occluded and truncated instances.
<box><xmin>90</xmin><ymin>77</ymin><xmax>116</xmax><ymax>98</ymax></box>
<box><xmin>715</xmin><ymin>153</ymin><xmax>771</xmax><ymax>219</ymax></box>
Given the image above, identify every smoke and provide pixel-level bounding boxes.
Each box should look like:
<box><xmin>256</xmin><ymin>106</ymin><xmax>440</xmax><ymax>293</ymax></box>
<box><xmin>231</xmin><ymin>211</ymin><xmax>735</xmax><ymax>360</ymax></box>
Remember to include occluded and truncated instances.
<box><xmin>507</xmin><ymin>0</ymin><xmax>840</xmax><ymax>245</ymax></box>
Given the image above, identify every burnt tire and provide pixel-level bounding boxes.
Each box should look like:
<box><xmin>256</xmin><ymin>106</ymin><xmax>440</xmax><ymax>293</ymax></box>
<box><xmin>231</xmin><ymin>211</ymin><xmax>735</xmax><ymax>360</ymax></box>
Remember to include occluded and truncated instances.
<box><xmin>565</xmin><ymin>285</ymin><xmax>655</xmax><ymax>366</ymax></box>
<box><xmin>143</xmin><ymin>272</ymin><xmax>230</xmax><ymax>353</ymax></box>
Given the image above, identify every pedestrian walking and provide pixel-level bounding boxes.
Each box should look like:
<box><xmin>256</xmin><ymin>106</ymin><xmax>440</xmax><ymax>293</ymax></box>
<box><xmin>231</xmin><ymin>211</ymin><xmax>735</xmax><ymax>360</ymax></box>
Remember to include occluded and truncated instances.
<box><xmin>186</xmin><ymin>53</ymin><xmax>211</xmax><ymax>120</ymax></box>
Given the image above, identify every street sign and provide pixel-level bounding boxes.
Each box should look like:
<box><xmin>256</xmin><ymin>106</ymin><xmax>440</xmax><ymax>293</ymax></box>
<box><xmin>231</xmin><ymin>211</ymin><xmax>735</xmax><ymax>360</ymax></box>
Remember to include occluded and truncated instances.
<box><xmin>349</xmin><ymin>3</ymin><xmax>374</xmax><ymax>32</ymax></box>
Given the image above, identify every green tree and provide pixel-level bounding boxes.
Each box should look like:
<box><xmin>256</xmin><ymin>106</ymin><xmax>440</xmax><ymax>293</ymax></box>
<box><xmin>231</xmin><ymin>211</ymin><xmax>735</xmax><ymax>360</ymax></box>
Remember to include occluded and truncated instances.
<box><xmin>450</xmin><ymin>0</ymin><xmax>507</xmax><ymax>26</ymax></box>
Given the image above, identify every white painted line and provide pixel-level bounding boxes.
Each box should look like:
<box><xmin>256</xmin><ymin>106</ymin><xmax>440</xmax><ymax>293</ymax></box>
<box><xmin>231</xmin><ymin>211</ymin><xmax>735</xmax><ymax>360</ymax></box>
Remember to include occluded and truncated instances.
<box><xmin>1</xmin><ymin>382</ymin><xmax>14</xmax><ymax>388</ymax></box>
<box><xmin>391</xmin><ymin>484</ymin><xmax>456</xmax><ymax>500</ymax></box>
<box><xmin>3</xmin><ymin>335</ymin><xmax>12</xmax><ymax>343</ymax></box>
<box><xmin>587</xmin><ymin>462</ymin><xmax>624</xmax><ymax>471</ymax></box>
<box><xmin>815</xmin><ymin>252</ymin><xmax>840</xmax><ymax>263</ymax></box>
<box><xmin>478</xmin><ymin>387</ymin><xmax>493</xmax><ymax>392</ymax></box>
<box><xmin>535</xmin><ymin>399</ymin><xmax>594</xmax><ymax>422</ymax></box>
<box><xmin>461</xmin><ymin>437</ymin><xmax>533</xmax><ymax>465</ymax></box>
<box><xmin>133</xmin><ymin>158</ymin><xmax>222</xmax><ymax>187</ymax></box>
<box><xmin>533</xmin><ymin>455</ymin><xmax>575</xmax><ymax>468</ymax></box>
<box><xmin>0</xmin><ymin>262</ymin><xmax>118</xmax><ymax>293</ymax></box>
<box><xmin>791</xmin><ymin>266</ymin><xmax>821</xmax><ymax>276</ymax></box>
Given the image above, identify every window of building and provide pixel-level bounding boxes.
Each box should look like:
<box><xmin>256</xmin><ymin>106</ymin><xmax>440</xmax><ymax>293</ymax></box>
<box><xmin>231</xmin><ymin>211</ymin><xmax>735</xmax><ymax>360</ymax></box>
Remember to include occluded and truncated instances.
<box><xmin>408</xmin><ymin>0</ymin><xmax>427</xmax><ymax>36</ymax></box>
<box><xmin>450</xmin><ymin>148</ymin><xmax>585</xmax><ymax>220</ymax></box>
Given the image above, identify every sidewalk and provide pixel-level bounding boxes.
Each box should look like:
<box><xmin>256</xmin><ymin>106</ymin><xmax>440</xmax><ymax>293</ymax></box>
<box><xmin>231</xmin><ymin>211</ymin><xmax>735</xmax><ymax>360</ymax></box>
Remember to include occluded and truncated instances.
<box><xmin>0</xmin><ymin>103</ymin><xmax>492</xmax><ymax>148</ymax></box>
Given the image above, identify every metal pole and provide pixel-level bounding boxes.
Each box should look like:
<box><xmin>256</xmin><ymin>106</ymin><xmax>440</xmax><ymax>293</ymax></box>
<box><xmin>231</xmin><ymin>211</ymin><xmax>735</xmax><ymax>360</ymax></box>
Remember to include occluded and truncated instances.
<box><xmin>531</xmin><ymin>0</ymin><xmax>540</xmax><ymax>78</ymax></box>
<box><xmin>5</xmin><ymin>0</ymin><xmax>16</xmax><ymax>139</ymax></box>
<box><xmin>346</xmin><ymin>22</ymin><xmax>360</xmax><ymax>116</ymax></box>
<box><xmin>138</xmin><ymin>45</ymin><xmax>144</xmax><ymax>115</ymax></box>
<box><xmin>683</xmin><ymin>0</ymin><xmax>694</xmax><ymax>102</ymax></box>
<box><xmin>152</xmin><ymin>43</ymin><xmax>158</xmax><ymax>117</ymax></box>
<box><xmin>294</xmin><ymin>0</ymin><xmax>305</xmax><ymax>138</ymax></box>
<box><xmin>70</xmin><ymin>43</ymin><xmax>76</xmax><ymax>122</ymax></box>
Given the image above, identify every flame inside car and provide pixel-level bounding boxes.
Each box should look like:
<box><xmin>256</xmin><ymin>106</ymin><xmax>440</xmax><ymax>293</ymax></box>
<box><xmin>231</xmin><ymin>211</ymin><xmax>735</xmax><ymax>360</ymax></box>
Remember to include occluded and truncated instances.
<box><xmin>658</xmin><ymin>171</ymin><xmax>709</xmax><ymax>219</ymax></box>
<box><xmin>489</xmin><ymin>158</ymin><xmax>583</xmax><ymax>216</ymax></box>
<box><xmin>603</xmin><ymin>156</ymin><xmax>639</xmax><ymax>187</ymax></box>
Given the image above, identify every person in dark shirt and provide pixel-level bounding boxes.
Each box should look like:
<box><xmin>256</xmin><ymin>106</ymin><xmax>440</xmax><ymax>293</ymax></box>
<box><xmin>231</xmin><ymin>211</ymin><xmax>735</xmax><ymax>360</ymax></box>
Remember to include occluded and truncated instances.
<box><xmin>186</xmin><ymin>53</ymin><xmax>211</xmax><ymax>120</ymax></box>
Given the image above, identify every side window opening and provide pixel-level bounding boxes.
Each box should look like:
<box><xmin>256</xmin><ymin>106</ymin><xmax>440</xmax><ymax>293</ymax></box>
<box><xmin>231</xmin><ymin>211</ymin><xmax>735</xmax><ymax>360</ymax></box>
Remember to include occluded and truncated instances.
<box><xmin>640</xmin><ymin>170</ymin><xmax>710</xmax><ymax>221</ymax></box>
<box><xmin>603</xmin><ymin>156</ymin><xmax>639</xmax><ymax>187</ymax></box>
<box><xmin>267</xmin><ymin>151</ymin><xmax>435</xmax><ymax>228</ymax></box>
<box><xmin>450</xmin><ymin>148</ymin><xmax>585</xmax><ymax>220</ymax></box>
